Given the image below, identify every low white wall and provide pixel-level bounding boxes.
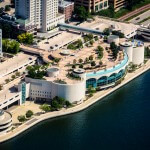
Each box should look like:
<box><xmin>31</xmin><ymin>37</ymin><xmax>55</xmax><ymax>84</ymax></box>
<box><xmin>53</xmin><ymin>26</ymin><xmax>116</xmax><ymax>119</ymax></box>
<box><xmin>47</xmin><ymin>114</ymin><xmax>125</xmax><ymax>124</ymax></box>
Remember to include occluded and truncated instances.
<box><xmin>132</xmin><ymin>46</ymin><xmax>144</xmax><ymax>65</ymax></box>
<box><xmin>25</xmin><ymin>78</ymin><xmax>86</xmax><ymax>103</ymax></box>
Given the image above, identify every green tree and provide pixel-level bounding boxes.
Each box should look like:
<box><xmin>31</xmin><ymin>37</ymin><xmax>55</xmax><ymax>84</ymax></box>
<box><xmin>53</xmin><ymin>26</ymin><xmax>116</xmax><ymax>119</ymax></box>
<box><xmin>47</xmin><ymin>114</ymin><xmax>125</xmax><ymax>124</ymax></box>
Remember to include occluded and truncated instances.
<box><xmin>95</xmin><ymin>36</ymin><xmax>99</xmax><ymax>41</ymax></box>
<box><xmin>77</xmin><ymin>39</ymin><xmax>83</xmax><ymax>48</ymax></box>
<box><xmin>40</xmin><ymin>104</ymin><xmax>51</xmax><ymax>112</ymax></box>
<box><xmin>89</xmin><ymin>55</ymin><xmax>94</xmax><ymax>61</ymax></box>
<box><xmin>72</xmin><ymin>64</ymin><xmax>76</xmax><ymax>69</ymax></box>
<box><xmin>79</xmin><ymin>58</ymin><xmax>83</xmax><ymax>63</ymax></box>
<box><xmin>26</xmin><ymin>65</ymin><xmax>47</xmax><ymax>79</ymax></box>
<box><xmin>65</xmin><ymin>101</ymin><xmax>72</xmax><ymax>108</ymax></box>
<box><xmin>51</xmin><ymin>100</ymin><xmax>61</xmax><ymax>110</ymax></box>
<box><xmin>74</xmin><ymin>6</ymin><xmax>89</xmax><ymax>21</ymax></box>
<box><xmin>110</xmin><ymin>42</ymin><xmax>119</xmax><ymax>59</ymax></box>
<box><xmin>103</xmin><ymin>28</ymin><xmax>110</xmax><ymax>36</ymax></box>
<box><xmin>5</xmin><ymin>5</ymin><xmax>11</xmax><ymax>11</ymax></box>
<box><xmin>112</xmin><ymin>31</ymin><xmax>124</xmax><ymax>38</ymax></box>
<box><xmin>18</xmin><ymin>115</ymin><xmax>26</xmax><ymax>123</ymax></box>
<box><xmin>73</xmin><ymin>59</ymin><xmax>77</xmax><ymax>64</ymax></box>
<box><xmin>0</xmin><ymin>85</ymin><xmax>3</xmax><ymax>91</ymax></box>
<box><xmin>26</xmin><ymin>110</ymin><xmax>33</xmax><ymax>118</ymax></box>
<box><xmin>15</xmin><ymin>72</ymin><xmax>20</xmax><ymax>77</ymax></box>
<box><xmin>87</xmin><ymin>86</ymin><xmax>96</xmax><ymax>94</ymax></box>
<box><xmin>91</xmin><ymin>61</ymin><xmax>96</xmax><ymax>67</ymax></box>
<box><xmin>17</xmin><ymin>33</ymin><xmax>33</xmax><ymax>44</ymax></box>
<box><xmin>2</xmin><ymin>39</ymin><xmax>20</xmax><ymax>54</ymax></box>
<box><xmin>97</xmin><ymin>46</ymin><xmax>104</xmax><ymax>51</ymax></box>
<box><xmin>5</xmin><ymin>79</ymin><xmax>10</xmax><ymax>84</ymax></box>
<box><xmin>11</xmin><ymin>75</ymin><xmax>16</xmax><ymax>80</ymax></box>
<box><xmin>79</xmin><ymin>64</ymin><xmax>83</xmax><ymax>68</ymax></box>
<box><xmin>90</xmin><ymin>40</ymin><xmax>94</xmax><ymax>46</ymax></box>
<box><xmin>85</xmin><ymin>57</ymin><xmax>89</xmax><ymax>63</ymax></box>
<box><xmin>99</xmin><ymin>61</ymin><xmax>103</xmax><ymax>66</ymax></box>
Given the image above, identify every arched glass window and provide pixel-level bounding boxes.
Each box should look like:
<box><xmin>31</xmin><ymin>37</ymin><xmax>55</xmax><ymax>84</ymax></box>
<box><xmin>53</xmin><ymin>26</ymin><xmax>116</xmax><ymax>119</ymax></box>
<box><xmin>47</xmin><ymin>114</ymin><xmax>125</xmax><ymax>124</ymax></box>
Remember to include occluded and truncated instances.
<box><xmin>108</xmin><ymin>73</ymin><xmax>116</xmax><ymax>84</ymax></box>
<box><xmin>116</xmin><ymin>69</ymin><xmax>124</xmax><ymax>81</ymax></box>
<box><xmin>86</xmin><ymin>78</ymin><xmax>97</xmax><ymax>88</ymax></box>
<box><xmin>97</xmin><ymin>76</ymin><xmax>107</xmax><ymax>86</ymax></box>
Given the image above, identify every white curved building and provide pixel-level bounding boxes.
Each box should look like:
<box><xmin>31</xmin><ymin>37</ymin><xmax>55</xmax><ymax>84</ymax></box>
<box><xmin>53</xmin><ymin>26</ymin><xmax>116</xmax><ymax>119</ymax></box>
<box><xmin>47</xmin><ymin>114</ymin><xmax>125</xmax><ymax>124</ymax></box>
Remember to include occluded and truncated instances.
<box><xmin>47</xmin><ymin>67</ymin><xmax>60</xmax><ymax>77</ymax></box>
<box><xmin>0</xmin><ymin>110</ymin><xmax>12</xmax><ymax>135</ymax></box>
<box><xmin>120</xmin><ymin>42</ymin><xmax>133</xmax><ymax>62</ymax></box>
<box><xmin>73</xmin><ymin>68</ymin><xmax>86</xmax><ymax>80</ymax></box>
<box><xmin>17</xmin><ymin>51</ymin><xmax>129</xmax><ymax>104</ymax></box>
<box><xmin>120</xmin><ymin>41</ymin><xmax>144</xmax><ymax>65</ymax></box>
<box><xmin>25</xmin><ymin>77</ymin><xmax>86</xmax><ymax>104</ymax></box>
<box><xmin>138</xmin><ymin>25</ymin><xmax>150</xmax><ymax>41</ymax></box>
<box><xmin>132</xmin><ymin>44</ymin><xmax>144</xmax><ymax>65</ymax></box>
<box><xmin>86</xmin><ymin>52</ymin><xmax>128</xmax><ymax>89</ymax></box>
<box><xmin>108</xmin><ymin>35</ymin><xmax>119</xmax><ymax>45</ymax></box>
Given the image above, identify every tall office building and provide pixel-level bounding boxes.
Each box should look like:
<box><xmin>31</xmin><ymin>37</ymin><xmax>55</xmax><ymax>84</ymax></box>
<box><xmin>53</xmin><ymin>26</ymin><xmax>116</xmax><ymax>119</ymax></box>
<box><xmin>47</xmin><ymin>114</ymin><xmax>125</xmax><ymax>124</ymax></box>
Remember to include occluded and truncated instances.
<box><xmin>0</xmin><ymin>29</ymin><xmax>2</xmax><ymax>57</ymax></box>
<box><xmin>74</xmin><ymin>0</ymin><xmax>109</xmax><ymax>12</ymax></box>
<box><xmin>108</xmin><ymin>0</ymin><xmax>127</xmax><ymax>11</ymax></box>
<box><xmin>15</xmin><ymin>0</ymin><xmax>64</xmax><ymax>32</ymax></box>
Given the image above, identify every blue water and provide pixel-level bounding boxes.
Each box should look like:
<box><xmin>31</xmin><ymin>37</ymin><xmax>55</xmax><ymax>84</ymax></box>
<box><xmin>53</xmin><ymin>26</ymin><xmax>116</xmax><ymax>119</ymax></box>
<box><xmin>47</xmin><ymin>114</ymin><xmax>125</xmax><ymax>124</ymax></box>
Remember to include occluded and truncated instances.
<box><xmin>0</xmin><ymin>71</ymin><xmax>150</xmax><ymax>150</ymax></box>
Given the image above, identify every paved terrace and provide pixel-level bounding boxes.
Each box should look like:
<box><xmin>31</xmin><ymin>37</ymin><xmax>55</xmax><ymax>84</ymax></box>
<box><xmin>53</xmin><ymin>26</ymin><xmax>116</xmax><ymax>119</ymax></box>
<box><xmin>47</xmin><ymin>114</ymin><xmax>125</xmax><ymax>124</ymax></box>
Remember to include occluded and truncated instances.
<box><xmin>0</xmin><ymin>53</ymin><xmax>37</xmax><ymax>78</ymax></box>
<box><xmin>48</xmin><ymin>39</ymin><xmax>125</xmax><ymax>83</ymax></box>
<box><xmin>22</xmin><ymin>37</ymin><xmax>126</xmax><ymax>84</ymax></box>
<box><xmin>0</xmin><ymin>78</ymin><xmax>21</xmax><ymax>109</ymax></box>
<box><xmin>36</xmin><ymin>16</ymin><xmax>138</xmax><ymax>51</ymax></box>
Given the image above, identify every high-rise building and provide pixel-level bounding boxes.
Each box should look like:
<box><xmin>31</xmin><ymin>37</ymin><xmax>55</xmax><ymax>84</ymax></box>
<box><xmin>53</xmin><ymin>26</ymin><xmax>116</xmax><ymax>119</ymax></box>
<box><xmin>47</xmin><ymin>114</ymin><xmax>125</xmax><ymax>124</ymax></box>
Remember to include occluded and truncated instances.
<box><xmin>59</xmin><ymin>0</ymin><xmax>74</xmax><ymax>21</ymax></box>
<box><xmin>74</xmin><ymin>0</ymin><xmax>109</xmax><ymax>12</ymax></box>
<box><xmin>0</xmin><ymin>29</ymin><xmax>2</xmax><ymax>57</ymax></box>
<box><xmin>108</xmin><ymin>0</ymin><xmax>127</xmax><ymax>11</ymax></box>
<box><xmin>15</xmin><ymin>0</ymin><xmax>65</xmax><ymax>32</ymax></box>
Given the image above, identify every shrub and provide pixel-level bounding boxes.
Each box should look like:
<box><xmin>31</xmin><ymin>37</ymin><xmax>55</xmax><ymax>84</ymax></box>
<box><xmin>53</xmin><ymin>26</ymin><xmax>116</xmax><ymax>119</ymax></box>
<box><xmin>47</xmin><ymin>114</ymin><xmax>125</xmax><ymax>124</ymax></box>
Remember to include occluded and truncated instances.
<box><xmin>18</xmin><ymin>115</ymin><xmax>26</xmax><ymax>122</ymax></box>
<box><xmin>103</xmin><ymin>28</ymin><xmax>110</xmax><ymax>36</ymax></box>
<box><xmin>90</xmin><ymin>40</ymin><xmax>94</xmax><ymax>46</ymax></box>
<box><xmin>79</xmin><ymin>64</ymin><xmax>83</xmax><ymax>68</ymax></box>
<box><xmin>72</xmin><ymin>64</ymin><xmax>76</xmax><ymax>69</ymax></box>
<box><xmin>15</xmin><ymin>72</ymin><xmax>20</xmax><ymax>77</ymax></box>
<box><xmin>11</xmin><ymin>75</ymin><xmax>16</xmax><ymax>80</ymax></box>
<box><xmin>79</xmin><ymin>58</ymin><xmax>83</xmax><ymax>63</ymax></box>
<box><xmin>65</xmin><ymin>101</ymin><xmax>72</xmax><ymax>108</ymax></box>
<box><xmin>5</xmin><ymin>79</ymin><xmax>10</xmax><ymax>84</ymax></box>
<box><xmin>91</xmin><ymin>61</ymin><xmax>96</xmax><ymax>66</ymax></box>
<box><xmin>26</xmin><ymin>110</ymin><xmax>33</xmax><ymax>118</ymax></box>
<box><xmin>40</xmin><ymin>104</ymin><xmax>51</xmax><ymax>112</ymax></box>
<box><xmin>89</xmin><ymin>55</ymin><xmax>93</xmax><ymax>61</ymax></box>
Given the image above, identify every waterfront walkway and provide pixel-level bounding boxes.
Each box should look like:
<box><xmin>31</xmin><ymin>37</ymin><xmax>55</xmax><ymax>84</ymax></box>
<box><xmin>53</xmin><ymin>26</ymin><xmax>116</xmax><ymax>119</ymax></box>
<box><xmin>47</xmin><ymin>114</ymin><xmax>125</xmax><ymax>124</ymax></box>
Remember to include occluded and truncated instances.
<box><xmin>0</xmin><ymin>60</ymin><xmax>150</xmax><ymax>143</ymax></box>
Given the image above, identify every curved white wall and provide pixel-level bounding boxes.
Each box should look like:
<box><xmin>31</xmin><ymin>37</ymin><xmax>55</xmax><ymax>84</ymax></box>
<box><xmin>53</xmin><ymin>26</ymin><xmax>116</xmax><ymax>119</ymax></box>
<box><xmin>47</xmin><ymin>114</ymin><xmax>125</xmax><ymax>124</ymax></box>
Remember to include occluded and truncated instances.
<box><xmin>25</xmin><ymin>78</ymin><xmax>85</xmax><ymax>103</ymax></box>
<box><xmin>51</xmin><ymin>81</ymin><xmax>85</xmax><ymax>103</ymax></box>
<box><xmin>132</xmin><ymin>46</ymin><xmax>144</xmax><ymax>65</ymax></box>
<box><xmin>0</xmin><ymin>112</ymin><xmax>12</xmax><ymax>135</ymax></box>
<box><xmin>121</xmin><ymin>45</ymin><xmax>133</xmax><ymax>62</ymax></box>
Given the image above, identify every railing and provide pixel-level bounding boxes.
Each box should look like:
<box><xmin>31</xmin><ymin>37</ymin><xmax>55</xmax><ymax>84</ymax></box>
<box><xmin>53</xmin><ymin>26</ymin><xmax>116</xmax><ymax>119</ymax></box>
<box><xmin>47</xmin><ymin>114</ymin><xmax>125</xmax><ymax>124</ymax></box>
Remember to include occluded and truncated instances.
<box><xmin>86</xmin><ymin>52</ymin><xmax>128</xmax><ymax>78</ymax></box>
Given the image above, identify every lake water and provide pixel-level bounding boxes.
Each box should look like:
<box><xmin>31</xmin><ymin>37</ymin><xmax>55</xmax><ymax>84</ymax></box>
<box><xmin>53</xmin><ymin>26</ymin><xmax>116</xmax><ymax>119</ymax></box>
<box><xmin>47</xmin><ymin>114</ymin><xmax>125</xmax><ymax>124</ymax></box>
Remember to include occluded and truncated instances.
<box><xmin>0</xmin><ymin>71</ymin><xmax>150</xmax><ymax>150</ymax></box>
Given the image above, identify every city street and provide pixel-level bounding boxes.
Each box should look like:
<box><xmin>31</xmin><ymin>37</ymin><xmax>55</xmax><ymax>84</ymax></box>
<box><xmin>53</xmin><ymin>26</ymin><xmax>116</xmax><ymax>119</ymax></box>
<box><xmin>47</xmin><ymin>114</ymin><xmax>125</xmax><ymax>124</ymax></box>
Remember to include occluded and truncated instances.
<box><xmin>130</xmin><ymin>9</ymin><xmax>150</xmax><ymax>25</ymax></box>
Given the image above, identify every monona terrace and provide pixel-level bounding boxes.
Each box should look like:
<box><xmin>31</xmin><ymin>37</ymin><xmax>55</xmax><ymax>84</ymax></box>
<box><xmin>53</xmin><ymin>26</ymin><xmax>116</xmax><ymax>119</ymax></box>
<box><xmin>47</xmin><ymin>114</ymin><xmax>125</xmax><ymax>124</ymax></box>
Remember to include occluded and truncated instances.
<box><xmin>17</xmin><ymin>37</ymin><xmax>135</xmax><ymax>105</ymax></box>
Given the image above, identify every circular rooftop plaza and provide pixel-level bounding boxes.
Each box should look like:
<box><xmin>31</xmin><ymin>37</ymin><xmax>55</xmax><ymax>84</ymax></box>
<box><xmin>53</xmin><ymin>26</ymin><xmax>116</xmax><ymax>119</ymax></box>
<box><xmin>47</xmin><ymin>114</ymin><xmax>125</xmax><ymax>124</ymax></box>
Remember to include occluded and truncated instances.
<box><xmin>47</xmin><ymin>67</ymin><xmax>60</xmax><ymax>77</ymax></box>
<box><xmin>73</xmin><ymin>68</ymin><xmax>85</xmax><ymax>74</ymax></box>
<box><xmin>60</xmin><ymin>50</ymin><xmax>71</xmax><ymax>56</ymax></box>
<box><xmin>0</xmin><ymin>110</ymin><xmax>12</xmax><ymax>135</ymax></box>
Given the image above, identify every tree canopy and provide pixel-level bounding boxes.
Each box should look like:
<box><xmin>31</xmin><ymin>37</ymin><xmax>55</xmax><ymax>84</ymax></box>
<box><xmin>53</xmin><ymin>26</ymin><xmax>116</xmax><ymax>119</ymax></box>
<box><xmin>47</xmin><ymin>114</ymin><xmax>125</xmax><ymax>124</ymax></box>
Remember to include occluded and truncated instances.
<box><xmin>17</xmin><ymin>33</ymin><xmax>33</xmax><ymax>44</ymax></box>
<box><xmin>26</xmin><ymin>64</ymin><xmax>49</xmax><ymax>79</ymax></box>
<box><xmin>2</xmin><ymin>39</ymin><xmax>20</xmax><ymax>54</ymax></box>
<box><xmin>74</xmin><ymin>6</ymin><xmax>90</xmax><ymax>21</ymax></box>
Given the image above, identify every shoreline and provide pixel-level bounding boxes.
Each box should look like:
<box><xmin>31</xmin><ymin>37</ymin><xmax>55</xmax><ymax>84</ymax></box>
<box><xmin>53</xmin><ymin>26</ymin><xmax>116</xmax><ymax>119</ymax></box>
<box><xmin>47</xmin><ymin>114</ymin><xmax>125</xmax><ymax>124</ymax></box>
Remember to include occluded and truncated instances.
<box><xmin>0</xmin><ymin>61</ymin><xmax>150</xmax><ymax>143</ymax></box>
